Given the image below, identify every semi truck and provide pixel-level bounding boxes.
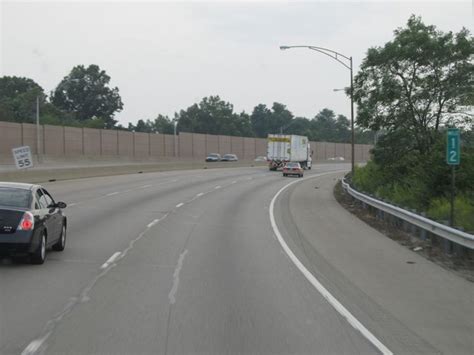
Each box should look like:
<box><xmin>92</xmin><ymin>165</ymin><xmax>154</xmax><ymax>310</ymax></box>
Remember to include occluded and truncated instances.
<box><xmin>267</xmin><ymin>134</ymin><xmax>312</xmax><ymax>171</ymax></box>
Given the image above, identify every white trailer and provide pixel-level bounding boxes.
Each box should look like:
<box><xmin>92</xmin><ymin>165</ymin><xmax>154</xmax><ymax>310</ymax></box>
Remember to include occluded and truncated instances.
<box><xmin>267</xmin><ymin>134</ymin><xmax>312</xmax><ymax>170</ymax></box>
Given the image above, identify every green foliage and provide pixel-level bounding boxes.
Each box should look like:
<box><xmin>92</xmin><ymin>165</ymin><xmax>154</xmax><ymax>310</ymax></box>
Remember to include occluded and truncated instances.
<box><xmin>427</xmin><ymin>196</ymin><xmax>474</xmax><ymax>232</ymax></box>
<box><xmin>353</xmin><ymin>15</ymin><xmax>473</xmax><ymax>155</ymax></box>
<box><xmin>176</xmin><ymin>96</ymin><xmax>253</xmax><ymax>137</ymax></box>
<box><xmin>51</xmin><ymin>64</ymin><xmax>123</xmax><ymax>128</ymax></box>
<box><xmin>351</xmin><ymin>16</ymin><xmax>474</xmax><ymax>231</ymax></box>
<box><xmin>0</xmin><ymin>76</ymin><xmax>45</xmax><ymax>123</ymax></box>
<box><xmin>128</xmin><ymin>115</ymin><xmax>175</xmax><ymax>134</ymax></box>
<box><xmin>249</xmin><ymin>104</ymin><xmax>374</xmax><ymax>143</ymax></box>
<box><xmin>354</xmin><ymin>130</ymin><xmax>474</xmax><ymax>229</ymax></box>
<box><xmin>352</xmin><ymin>161</ymin><xmax>383</xmax><ymax>194</ymax></box>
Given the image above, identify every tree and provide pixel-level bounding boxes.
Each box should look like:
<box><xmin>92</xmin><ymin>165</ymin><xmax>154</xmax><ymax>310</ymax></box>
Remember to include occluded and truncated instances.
<box><xmin>351</xmin><ymin>16</ymin><xmax>474</xmax><ymax>226</ymax></box>
<box><xmin>0</xmin><ymin>76</ymin><xmax>45</xmax><ymax>123</ymax></box>
<box><xmin>151</xmin><ymin>114</ymin><xmax>175</xmax><ymax>134</ymax></box>
<box><xmin>176</xmin><ymin>96</ymin><xmax>250</xmax><ymax>136</ymax></box>
<box><xmin>51</xmin><ymin>65</ymin><xmax>123</xmax><ymax>128</ymax></box>
<box><xmin>250</xmin><ymin>104</ymin><xmax>272</xmax><ymax>138</ymax></box>
<box><xmin>250</xmin><ymin>102</ymin><xmax>294</xmax><ymax>137</ymax></box>
<box><xmin>128</xmin><ymin>115</ymin><xmax>175</xmax><ymax>134</ymax></box>
<box><xmin>353</xmin><ymin>16</ymin><xmax>473</xmax><ymax>155</ymax></box>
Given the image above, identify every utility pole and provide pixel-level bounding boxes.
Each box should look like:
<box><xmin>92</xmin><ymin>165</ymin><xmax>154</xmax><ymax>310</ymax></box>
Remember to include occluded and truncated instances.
<box><xmin>350</xmin><ymin>56</ymin><xmax>355</xmax><ymax>176</ymax></box>
<box><xmin>36</xmin><ymin>95</ymin><xmax>42</xmax><ymax>163</ymax></box>
<box><xmin>174</xmin><ymin>120</ymin><xmax>178</xmax><ymax>157</ymax></box>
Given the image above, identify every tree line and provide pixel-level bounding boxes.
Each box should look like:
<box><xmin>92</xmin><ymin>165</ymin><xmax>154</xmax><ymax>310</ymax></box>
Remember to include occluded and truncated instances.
<box><xmin>0</xmin><ymin>68</ymin><xmax>374</xmax><ymax>144</ymax></box>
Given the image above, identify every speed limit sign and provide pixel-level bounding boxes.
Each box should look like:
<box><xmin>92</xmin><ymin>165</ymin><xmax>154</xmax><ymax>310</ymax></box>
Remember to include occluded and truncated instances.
<box><xmin>12</xmin><ymin>146</ymin><xmax>34</xmax><ymax>170</ymax></box>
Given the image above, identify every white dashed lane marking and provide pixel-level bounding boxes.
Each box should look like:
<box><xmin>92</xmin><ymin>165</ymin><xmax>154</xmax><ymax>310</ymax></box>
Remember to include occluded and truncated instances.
<box><xmin>100</xmin><ymin>252</ymin><xmax>121</xmax><ymax>269</ymax></box>
<box><xmin>147</xmin><ymin>219</ymin><xmax>160</xmax><ymax>228</ymax></box>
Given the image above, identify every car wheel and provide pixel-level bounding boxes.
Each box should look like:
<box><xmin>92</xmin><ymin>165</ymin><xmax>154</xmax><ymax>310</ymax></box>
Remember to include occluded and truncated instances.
<box><xmin>31</xmin><ymin>232</ymin><xmax>46</xmax><ymax>264</ymax></box>
<box><xmin>52</xmin><ymin>224</ymin><xmax>66</xmax><ymax>251</ymax></box>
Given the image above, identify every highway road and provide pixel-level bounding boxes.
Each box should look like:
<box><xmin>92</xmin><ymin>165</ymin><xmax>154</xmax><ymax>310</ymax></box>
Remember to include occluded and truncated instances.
<box><xmin>1</xmin><ymin>164</ymin><xmax>472</xmax><ymax>355</ymax></box>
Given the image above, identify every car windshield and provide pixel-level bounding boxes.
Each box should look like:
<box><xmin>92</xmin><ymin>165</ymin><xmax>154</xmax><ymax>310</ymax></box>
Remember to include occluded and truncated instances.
<box><xmin>0</xmin><ymin>188</ymin><xmax>31</xmax><ymax>208</ymax></box>
<box><xmin>208</xmin><ymin>154</ymin><xmax>219</xmax><ymax>157</ymax></box>
<box><xmin>224</xmin><ymin>155</ymin><xmax>233</xmax><ymax>158</ymax></box>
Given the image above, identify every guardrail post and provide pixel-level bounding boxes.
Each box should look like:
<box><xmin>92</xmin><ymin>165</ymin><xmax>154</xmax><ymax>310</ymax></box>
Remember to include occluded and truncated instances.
<box><xmin>453</xmin><ymin>228</ymin><xmax>465</xmax><ymax>257</ymax></box>
<box><xmin>410</xmin><ymin>210</ymin><xmax>417</xmax><ymax>234</ymax></box>
<box><xmin>420</xmin><ymin>213</ymin><xmax>427</xmax><ymax>240</ymax></box>
<box><xmin>440</xmin><ymin>221</ymin><xmax>453</xmax><ymax>254</ymax></box>
<box><xmin>402</xmin><ymin>208</ymin><xmax>409</xmax><ymax>232</ymax></box>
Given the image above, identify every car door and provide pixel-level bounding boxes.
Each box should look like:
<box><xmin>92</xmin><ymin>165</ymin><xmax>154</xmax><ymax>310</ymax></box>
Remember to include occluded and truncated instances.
<box><xmin>35</xmin><ymin>189</ymin><xmax>57</xmax><ymax>244</ymax></box>
<box><xmin>41</xmin><ymin>188</ymin><xmax>62</xmax><ymax>243</ymax></box>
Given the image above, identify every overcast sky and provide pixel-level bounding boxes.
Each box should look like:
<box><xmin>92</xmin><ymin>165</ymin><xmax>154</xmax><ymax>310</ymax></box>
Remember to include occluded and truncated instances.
<box><xmin>1</xmin><ymin>1</ymin><xmax>472</xmax><ymax>126</ymax></box>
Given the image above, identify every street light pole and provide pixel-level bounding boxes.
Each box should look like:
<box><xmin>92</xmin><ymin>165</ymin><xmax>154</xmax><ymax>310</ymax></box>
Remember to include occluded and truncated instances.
<box><xmin>350</xmin><ymin>56</ymin><xmax>355</xmax><ymax>176</ymax></box>
<box><xmin>174</xmin><ymin>120</ymin><xmax>178</xmax><ymax>157</ymax></box>
<box><xmin>280</xmin><ymin>45</ymin><xmax>355</xmax><ymax>175</ymax></box>
<box><xmin>36</xmin><ymin>95</ymin><xmax>42</xmax><ymax>163</ymax></box>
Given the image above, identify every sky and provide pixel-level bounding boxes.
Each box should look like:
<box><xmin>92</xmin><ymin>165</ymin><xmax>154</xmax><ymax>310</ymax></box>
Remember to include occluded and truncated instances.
<box><xmin>1</xmin><ymin>0</ymin><xmax>473</xmax><ymax>126</ymax></box>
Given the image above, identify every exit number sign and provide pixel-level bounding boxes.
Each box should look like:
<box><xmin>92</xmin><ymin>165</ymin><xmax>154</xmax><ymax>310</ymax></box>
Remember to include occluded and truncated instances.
<box><xmin>446</xmin><ymin>128</ymin><xmax>460</xmax><ymax>165</ymax></box>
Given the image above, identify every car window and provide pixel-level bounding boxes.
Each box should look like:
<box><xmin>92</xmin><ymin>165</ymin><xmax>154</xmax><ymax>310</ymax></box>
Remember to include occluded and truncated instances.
<box><xmin>0</xmin><ymin>187</ymin><xmax>31</xmax><ymax>208</ymax></box>
<box><xmin>35</xmin><ymin>189</ymin><xmax>46</xmax><ymax>209</ymax></box>
<box><xmin>41</xmin><ymin>189</ymin><xmax>55</xmax><ymax>207</ymax></box>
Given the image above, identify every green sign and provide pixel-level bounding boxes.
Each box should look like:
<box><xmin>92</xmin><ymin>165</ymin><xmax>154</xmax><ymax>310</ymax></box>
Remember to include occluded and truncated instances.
<box><xmin>446</xmin><ymin>128</ymin><xmax>460</xmax><ymax>165</ymax></box>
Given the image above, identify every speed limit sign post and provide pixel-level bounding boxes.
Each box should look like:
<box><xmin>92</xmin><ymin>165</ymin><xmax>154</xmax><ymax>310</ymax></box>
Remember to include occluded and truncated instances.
<box><xmin>12</xmin><ymin>146</ymin><xmax>34</xmax><ymax>170</ymax></box>
<box><xmin>446</xmin><ymin>128</ymin><xmax>460</xmax><ymax>227</ymax></box>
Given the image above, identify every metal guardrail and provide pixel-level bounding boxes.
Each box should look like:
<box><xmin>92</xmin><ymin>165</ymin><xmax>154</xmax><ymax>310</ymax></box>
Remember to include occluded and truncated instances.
<box><xmin>341</xmin><ymin>177</ymin><xmax>474</xmax><ymax>249</ymax></box>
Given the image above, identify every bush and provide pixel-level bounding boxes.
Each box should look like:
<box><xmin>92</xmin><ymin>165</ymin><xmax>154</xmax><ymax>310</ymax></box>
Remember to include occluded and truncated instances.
<box><xmin>352</xmin><ymin>161</ymin><xmax>383</xmax><ymax>194</ymax></box>
<box><xmin>375</xmin><ymin>180</ymin><xmax>427</xmax><ymax>210</ymax></box>
<box><xmin>427</xmin><ymin>195</ymin><xmax>474</xmax><ymax>232</ymax></box>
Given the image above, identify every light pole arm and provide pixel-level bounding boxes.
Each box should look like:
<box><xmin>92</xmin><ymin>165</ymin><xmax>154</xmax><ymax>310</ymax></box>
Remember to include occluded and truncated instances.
<box><xmin>280</xmin><ymin>45</ymin><xmax>351</xmax><ymax>70</ymax></box>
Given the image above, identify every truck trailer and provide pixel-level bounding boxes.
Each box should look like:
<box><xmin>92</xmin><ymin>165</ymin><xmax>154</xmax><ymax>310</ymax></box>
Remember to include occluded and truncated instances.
<box><xmin>267</xmin><ymin>134</ymin><xmax>312</xmax><ymax>171</ymax></box>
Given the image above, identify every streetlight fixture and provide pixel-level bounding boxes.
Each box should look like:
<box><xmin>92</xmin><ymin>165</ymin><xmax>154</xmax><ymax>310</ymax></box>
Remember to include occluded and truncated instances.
<box><xmin>280</xmin><ymin>45</ymin><xmax>356</xmax><ymax>175</ymax></box>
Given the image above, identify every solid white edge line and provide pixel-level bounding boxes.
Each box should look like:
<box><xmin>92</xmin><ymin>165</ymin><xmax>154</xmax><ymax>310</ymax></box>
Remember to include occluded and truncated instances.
<box><xmin>100</xmin><ymin>252</ymin><xmax>121</xmax><ymax>269</ymax></box>
<box><xmin>106</xmin><ymin>191</ymin><xmax>119</xmax><ymax>196</ymax></box>
<box><xmin>196</xmin><ymin>192</ymin><xmax>204</xmax><ymax>197</ymax></box>
<box><xmin>214</xmin><ymin>185</ymin><xmax>221</xmax><ymax>189</ymax></box>
<box><xmin>176</xmin><ymin>202</ymin><xmax>184</xmax><ymax>208</ymax></box>
<box><xmin>269</xmin><ymin>172</ymin><xmax>393</xmax><ymax>355</ymax></box>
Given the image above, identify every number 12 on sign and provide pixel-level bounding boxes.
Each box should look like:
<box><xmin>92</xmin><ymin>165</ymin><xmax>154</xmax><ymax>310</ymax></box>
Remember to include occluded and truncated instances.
<box><xmin>446</xmin><ymin>128</ymin><xmax>460</xmax><ymax>165</ymax></box>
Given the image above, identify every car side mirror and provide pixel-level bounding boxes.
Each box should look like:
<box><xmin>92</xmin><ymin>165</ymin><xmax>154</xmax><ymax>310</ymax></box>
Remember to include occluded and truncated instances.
<box><xmin>56</xmin><ymin>201</ymin><xmax>67</xmax><ymax>209</ymax></box>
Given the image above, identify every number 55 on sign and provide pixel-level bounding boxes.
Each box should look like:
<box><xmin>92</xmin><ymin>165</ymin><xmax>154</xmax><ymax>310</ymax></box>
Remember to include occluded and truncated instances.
<box><xmin>12</xmin><ymin>146</ymin><xmax>34</xmax><ymax>170</ymax></box>
<box><xmin>446</xmin><ymin>128</ymin><xmax>460</xmax><ymax>165</ymax></box>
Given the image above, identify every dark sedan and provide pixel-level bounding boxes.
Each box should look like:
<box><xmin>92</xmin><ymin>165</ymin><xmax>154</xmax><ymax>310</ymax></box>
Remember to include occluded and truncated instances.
<box><xmin>0</xmin><ymin>182</ymin><xmax>67</xmax><ymax>264</ymax></box>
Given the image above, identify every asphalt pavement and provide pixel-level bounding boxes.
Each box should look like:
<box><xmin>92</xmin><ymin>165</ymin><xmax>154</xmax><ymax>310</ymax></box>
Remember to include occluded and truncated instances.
<box><xmin>0</xmin><ymin>164</ymin><xmax>471</xmax><ymax>355</ymax></box>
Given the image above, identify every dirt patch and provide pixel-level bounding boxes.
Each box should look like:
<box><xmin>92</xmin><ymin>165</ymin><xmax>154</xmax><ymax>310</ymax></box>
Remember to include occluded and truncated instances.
<box><xmin>334</xmin><ymin>180</ymin><xmax>474</xmax><ymax>282</ymax></box>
